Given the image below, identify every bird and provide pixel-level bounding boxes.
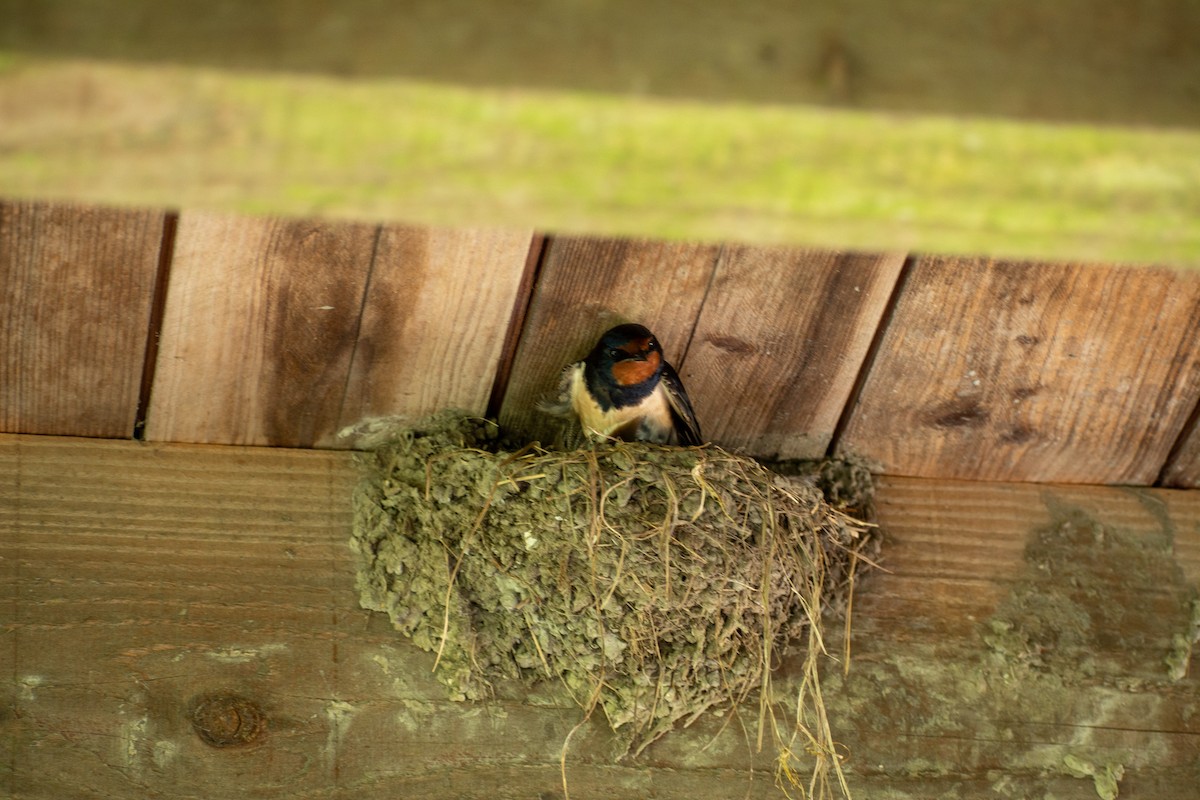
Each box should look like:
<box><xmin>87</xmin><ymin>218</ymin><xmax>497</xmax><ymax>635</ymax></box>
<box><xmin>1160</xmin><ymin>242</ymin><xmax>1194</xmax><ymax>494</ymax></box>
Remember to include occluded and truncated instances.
<box><xmin>541</xmin><ymin>323</ymin><xmax>702</xmax><ymax>447</ymax></box>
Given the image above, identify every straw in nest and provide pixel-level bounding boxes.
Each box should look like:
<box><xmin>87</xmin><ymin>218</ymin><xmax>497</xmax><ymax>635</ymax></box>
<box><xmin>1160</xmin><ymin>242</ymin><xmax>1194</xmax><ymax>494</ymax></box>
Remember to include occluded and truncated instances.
<box><xmin>349</xmin><ymin>411</ymin><xmax>879</xmax><ymax>796</ymax></box>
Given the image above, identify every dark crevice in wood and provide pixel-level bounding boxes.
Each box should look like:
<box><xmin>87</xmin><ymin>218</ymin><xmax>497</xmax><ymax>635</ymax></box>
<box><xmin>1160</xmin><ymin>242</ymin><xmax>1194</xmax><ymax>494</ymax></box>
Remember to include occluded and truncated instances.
<box><xmin>677</xmin><ymin>244</ymin><xmax>724</xmax><ymax>367</ymax></box>
<box><xmin>133</xmin><ymin>211</ymin><xmax>178</xmax><ymax>440</ymax></box>
<box><xmin>1155</xmin><ymin>387</ymin><xmax>1200</xmax><ymax>487</ymax></box>
<box><xmin>335</xmin><ymin>224</ymin><xmax>385</xmax><ymax>432</ymax></box>
<box><xmin>826</xmin><ymin>251</ymin><xmax>915</xmax><ymax>458</ymax></box>
<box><xmin>486</xmin><ymin>233</ymin><xmax>548</xmax><ymax>421</ymax></box>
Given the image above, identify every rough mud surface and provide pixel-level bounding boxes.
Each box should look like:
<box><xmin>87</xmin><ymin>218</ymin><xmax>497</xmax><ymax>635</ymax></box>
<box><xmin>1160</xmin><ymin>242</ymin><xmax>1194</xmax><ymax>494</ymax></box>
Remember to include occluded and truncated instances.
<box><xmin>348</xmin><ymin>411</ymin><xmax>879</xmax><ymax>757</ymax></box>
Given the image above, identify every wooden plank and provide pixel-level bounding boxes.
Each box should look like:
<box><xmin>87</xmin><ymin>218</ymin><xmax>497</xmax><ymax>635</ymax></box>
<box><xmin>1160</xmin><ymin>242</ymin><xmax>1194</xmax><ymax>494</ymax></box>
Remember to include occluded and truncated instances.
<box><xmin>830</xmin><ymin>476</ymin><xmax>1200</xmax><ymax>791</ymax></box>
<box><xmin>2</xmin><ymin>60</ymin><xmax>1199</xmax><ymax>269</ymax></box>
<box><xmin>0</xmin><ymin>438</ymin><xmax>15</xmax><ymax>761</ymax></box>
<box><xmin>865</xmin><ymin>476</ymin><xmax>1200</xmax><ymax>637</ymax></box>
<box><xmin>0</xmin><ymin>201</ymin><xmax>165</xmax><ymax>438</ymax></box>
<box><xmin>497</xmin><ymin>236</ymin><xmax>720</xmax><ymax>444</ymax></box>
<box><xmin>2</xmin><ymin>0</ymin><xmax>1199</xmax><ymax>130</ymax></box>
<box><xmin>0</xmin><ymin>436</ymin><xmax>369</xmax><ymax>799</ymax></box>
<box><xmin>334</xmin><ymin>225</ymin><xmax>534</xmax><ymax>437</ymax></box>
<box><xmin>2</xmin><ymin>437</ymin><xmax>1198</xmax><ymax>799</ymax></box>
<box><xmin>681</xmin><ymin>247</ymin><xmax>904</xmax><ymax>459</ymax></box>
<box><xmin>838</xmin><ymin>257</ymin><xmax>1200</xmax><ymax>483</ymax></box>
<box><xmin>145</xmin><ymin>211</ymin><xmax>379</xmax><ymax>447</ymax></box>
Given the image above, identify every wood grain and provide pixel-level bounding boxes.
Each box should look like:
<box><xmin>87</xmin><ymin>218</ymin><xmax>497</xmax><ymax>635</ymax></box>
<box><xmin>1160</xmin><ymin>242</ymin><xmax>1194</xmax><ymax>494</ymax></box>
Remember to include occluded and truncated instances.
<box><xmin>865</xmin><ymin>476</ymin><xmax>1200</xmax><ymax>641</ymax></box>
<box><xmin>145</xmin><ymin>212</ymin><xmax>379</xmax><ymax>447</ymax></box>
<box><xmin>838</xmin><ymin>256</ymin><xmax>1200</xmax><ymax>483</ymax></box>
<box><xmin>681</xmin><ymin>247</ymin><xmax>904</xmax><ymax>459</ymax></box>
<box><xmin>834</xmin><ymin>476</ymin><xmax>1200</xmax><ymax>794</ymax></box>
<box><xmin>0</xmin><ymin>200</ymin><xmax>165</xmax><ymax>437</ymax></box>
<box><xmin>335</xmin><ymin>225</ymin><xmax>534</xmax><ymax>438</ymax></box>
<box><xmin>1</xmin><ymin>436</ymin><xmax>1197</xmax><ymax>798</ymax></box>
<box><xmin>497</xmin><ymin>236</ymin><xmax>720</xmax><ymax>444</ymax></box>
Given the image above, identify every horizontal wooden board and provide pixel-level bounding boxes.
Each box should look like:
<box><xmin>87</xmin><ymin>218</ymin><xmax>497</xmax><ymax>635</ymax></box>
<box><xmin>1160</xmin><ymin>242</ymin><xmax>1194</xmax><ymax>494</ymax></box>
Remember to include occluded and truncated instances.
<box><xmin>837</xmin><ymin>476</ymin><xmax>1200</xmax><ymax>797</ymax></box>
<box><xmin>838</xmin><ymin>257</ymin><xmax>1200</xmax><ymax>483</ymax></box>
<box><xmin>3</xmin><ymin>0</ymin><xmax>1199</xmax><ymax>129</ymax></box>
<box><xmin>0</xmin><ymin>200</ymin><xmax>165</xmax><ymax>438</ymax></box>
<box><xmin>1</xmin><ymin>435</ymin><xmax>1197</xmax><ymax>798</ymax></box>
<box><xmin>681</xmin><ymin>247</ymin><xmax>904</xmax><ymax>459</ymax></box>
<box><xmin>2</xmin><ymin>59</ymin><xmax>1199</xmax><ymax>268</ymax></box>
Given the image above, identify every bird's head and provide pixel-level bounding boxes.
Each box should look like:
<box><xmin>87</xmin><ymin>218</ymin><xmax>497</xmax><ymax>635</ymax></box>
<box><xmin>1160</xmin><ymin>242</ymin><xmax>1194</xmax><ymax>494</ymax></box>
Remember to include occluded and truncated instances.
<box><xmin>586</xmin><ymin>323</ymin><xmax>664</xmax><ymax>387</ymax></box>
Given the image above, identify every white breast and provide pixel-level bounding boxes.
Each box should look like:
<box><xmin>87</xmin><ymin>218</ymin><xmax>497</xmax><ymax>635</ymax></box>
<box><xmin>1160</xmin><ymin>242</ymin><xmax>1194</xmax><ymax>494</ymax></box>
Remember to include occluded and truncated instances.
<box><xmin>569</xmin><ymin>365</ymin><xmax>673</xmax><ymax>442</ymax></box>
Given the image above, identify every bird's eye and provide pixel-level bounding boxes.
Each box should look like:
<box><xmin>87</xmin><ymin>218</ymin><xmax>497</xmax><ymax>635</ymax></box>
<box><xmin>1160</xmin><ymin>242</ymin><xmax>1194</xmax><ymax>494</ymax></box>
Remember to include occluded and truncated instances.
<box><xmin>607</xmin><ymin>348</ymin><xmax>622</xmax><ymax>359</ymax></box>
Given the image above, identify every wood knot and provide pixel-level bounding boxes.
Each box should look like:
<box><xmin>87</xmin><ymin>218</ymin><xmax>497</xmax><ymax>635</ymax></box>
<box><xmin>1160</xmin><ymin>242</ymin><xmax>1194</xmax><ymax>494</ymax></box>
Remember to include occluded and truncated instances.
<box><xmin>706</xmin><ymin>334</ymin><xmax>756</xmax><ymax>355</ymax></box>
<box><xmin>190</xmin><ymin>694</ymin><xmax>266</xmax><ymax>747</ymax></box>
<box><xmin>925</xmin><ymin>398</ymin><xmax>990</xmax><ymax>429</ymax></box>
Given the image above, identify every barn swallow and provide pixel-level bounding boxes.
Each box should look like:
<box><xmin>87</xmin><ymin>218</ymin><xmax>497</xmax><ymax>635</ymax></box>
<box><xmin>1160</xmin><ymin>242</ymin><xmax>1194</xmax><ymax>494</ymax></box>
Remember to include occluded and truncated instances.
<box><xmin>541</xmin><ymin>323</ymin><xmax>702</xmax><ymax>446</ymax></box>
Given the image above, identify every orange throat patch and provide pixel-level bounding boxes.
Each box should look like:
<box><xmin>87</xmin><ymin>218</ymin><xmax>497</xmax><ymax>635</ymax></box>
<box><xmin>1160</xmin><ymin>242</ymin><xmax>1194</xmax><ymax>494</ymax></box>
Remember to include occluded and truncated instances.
<box><xmin>611</xmin><ymin>351</ymin><xmax>661</xmax><ymax>386</ymax></box>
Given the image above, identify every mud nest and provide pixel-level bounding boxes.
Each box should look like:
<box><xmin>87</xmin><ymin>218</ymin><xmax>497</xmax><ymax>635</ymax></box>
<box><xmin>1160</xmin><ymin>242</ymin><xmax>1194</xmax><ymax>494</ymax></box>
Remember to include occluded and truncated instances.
<box><xmin>349</xmin><ymin>411</ymin><xmax>880</xmax><ymax>769</ymax></box>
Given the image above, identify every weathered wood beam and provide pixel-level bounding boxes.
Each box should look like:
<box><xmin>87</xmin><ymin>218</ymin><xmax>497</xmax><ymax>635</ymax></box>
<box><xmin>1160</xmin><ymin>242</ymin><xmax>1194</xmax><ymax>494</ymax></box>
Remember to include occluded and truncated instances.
<box><xmin>3</xmin><ymin>1</ymin><xmax>1198</xmax><ymax>129</ymax></box>
<box><xmin>2</xmin><ymin>435</ymin><xmax>1198</xmax><ymax>798</ymax></box>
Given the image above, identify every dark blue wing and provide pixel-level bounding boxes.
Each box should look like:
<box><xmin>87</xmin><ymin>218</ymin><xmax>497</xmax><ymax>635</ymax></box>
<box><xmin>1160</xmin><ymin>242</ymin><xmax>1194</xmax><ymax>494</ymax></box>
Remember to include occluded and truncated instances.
<box><xmin>660</xmin><ymin>362</ymin><xmax>703</xmax><ymax>446</ymax></box>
